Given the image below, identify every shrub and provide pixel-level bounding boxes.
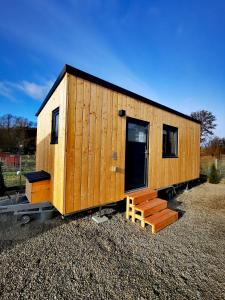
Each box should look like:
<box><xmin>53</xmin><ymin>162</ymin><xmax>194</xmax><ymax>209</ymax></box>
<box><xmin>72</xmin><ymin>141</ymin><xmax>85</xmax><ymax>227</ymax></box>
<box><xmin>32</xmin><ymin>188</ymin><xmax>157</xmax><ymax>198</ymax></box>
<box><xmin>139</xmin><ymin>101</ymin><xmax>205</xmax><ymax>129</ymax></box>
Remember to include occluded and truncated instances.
<box><xmin>0</xmin><ymin>162</ymin><xmax>6</xmax><ymax>196</ymax></box>
<box><xmin>208</xmin><ymin>163</ymin><xmax>220</xmax><ymax>184</ymax></box>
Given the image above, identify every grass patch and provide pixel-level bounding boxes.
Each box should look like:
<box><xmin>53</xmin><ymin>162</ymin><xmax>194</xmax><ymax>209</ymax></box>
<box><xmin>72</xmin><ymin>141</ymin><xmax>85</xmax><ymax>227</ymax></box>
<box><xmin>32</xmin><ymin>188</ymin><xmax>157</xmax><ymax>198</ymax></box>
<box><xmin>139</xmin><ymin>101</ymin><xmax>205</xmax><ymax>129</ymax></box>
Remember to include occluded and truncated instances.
<box><xmin>2</xmin><ymin>155</ymin><xmax>35</xmax><ymax>188</ymax></box>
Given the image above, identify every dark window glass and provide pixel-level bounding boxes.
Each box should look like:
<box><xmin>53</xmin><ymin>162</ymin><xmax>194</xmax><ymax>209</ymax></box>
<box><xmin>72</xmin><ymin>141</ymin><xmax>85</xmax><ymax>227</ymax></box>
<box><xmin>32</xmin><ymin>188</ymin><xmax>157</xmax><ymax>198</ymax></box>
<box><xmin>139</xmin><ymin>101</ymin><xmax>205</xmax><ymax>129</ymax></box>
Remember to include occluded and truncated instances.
<box><xmin>51</xmin><ymin>107</ymin><xmax>59</xmax><ymax>144</ymax></box>
<box><xmin>162</xmin><ymin>124</ymin><xmax>178</xmax><ymax>158</ymax></box>
<box><xmin>127</xmin><ymin>123</ymin><xmax>147</xmax><ymax>143</ymax></box>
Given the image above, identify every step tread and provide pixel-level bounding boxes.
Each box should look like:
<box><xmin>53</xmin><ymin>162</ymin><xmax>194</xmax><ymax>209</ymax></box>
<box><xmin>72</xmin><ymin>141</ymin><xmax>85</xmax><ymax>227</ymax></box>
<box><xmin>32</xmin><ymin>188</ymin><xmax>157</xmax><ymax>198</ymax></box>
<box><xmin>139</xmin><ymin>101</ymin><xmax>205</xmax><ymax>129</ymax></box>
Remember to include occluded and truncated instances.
<box><xmin>144</xmin><ymin>209</ymin><xmax>178</xmax><ymax>226</ymax></box>
<box><xmin>135</xmin><ymin>198</ymin><xmax>167</xmax><ymax>212</ymax></box>
<box><xmin>126</xmin><ymin>188</ymin><xmax>156</xmax><ymax>199</ymax></box>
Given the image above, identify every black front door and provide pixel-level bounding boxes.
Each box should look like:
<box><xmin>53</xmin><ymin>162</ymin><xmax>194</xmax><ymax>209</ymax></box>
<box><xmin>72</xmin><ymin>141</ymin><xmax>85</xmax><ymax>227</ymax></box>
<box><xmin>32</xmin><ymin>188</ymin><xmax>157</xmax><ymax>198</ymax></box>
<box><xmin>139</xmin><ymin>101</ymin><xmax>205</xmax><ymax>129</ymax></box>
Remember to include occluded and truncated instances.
<box><xmin>125</xmin><ymin>117</ymin><xmax>149</xmax><ymax>192</ymax></box>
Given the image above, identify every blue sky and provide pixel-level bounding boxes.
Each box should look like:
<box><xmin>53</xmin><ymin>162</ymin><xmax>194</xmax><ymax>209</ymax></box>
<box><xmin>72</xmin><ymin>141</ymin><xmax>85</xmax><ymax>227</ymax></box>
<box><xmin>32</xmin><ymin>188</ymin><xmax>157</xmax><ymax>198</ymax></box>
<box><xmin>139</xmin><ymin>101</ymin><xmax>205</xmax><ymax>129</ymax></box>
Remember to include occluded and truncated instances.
<box><xmin>0</xmin><ymin>0</ymin><xmax>224</xmax><ymax>136</ymax></box>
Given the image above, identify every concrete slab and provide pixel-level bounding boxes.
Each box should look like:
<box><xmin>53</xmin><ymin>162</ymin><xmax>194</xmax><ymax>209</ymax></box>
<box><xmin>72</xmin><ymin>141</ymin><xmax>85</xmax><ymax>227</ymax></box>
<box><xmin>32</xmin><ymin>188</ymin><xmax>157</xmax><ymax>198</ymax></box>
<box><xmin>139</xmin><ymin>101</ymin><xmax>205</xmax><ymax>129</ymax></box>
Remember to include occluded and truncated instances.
<box><xmin>92</xmin><ymin>215</ymin><xmax>109</xmax><ymax>224</ymax></box>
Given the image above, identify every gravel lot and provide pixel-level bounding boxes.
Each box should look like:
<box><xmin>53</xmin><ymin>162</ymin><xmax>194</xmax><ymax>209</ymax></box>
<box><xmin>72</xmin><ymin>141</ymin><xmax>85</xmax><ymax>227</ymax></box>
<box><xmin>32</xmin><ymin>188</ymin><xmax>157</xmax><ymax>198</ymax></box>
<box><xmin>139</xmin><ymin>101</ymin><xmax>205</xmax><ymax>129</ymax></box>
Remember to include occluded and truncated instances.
<box><xmin>0</xmin><ymin>183</ymin><xmax>225</xmax><ymax>300</ymax></box>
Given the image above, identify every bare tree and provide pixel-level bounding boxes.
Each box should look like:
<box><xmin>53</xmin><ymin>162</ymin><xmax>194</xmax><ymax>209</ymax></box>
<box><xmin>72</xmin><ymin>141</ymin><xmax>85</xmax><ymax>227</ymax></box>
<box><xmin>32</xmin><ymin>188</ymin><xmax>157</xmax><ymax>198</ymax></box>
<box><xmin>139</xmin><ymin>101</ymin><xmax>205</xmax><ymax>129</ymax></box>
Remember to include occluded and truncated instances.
<box><xmin>0</xmin><ymin>114</ymin><xmax>36</xmax><ymax>153</ymax></box>
<box><xmin>203</xmin><ymin>137</ymin><xmax>225</xmax><ymax>157</ymax></box>
<box><xmin>190</xmin><ymin>110</ymin><xmax>216</xmax><ymax>144</ymax></box>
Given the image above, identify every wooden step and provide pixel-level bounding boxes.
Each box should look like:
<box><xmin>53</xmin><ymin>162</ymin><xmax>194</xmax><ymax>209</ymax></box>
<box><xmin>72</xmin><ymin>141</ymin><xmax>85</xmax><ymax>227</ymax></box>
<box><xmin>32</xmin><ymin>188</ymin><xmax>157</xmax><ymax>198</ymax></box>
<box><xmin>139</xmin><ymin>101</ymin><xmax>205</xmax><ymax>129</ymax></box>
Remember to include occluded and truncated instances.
<box><xmin>135</xmin><ymin>198</ymin><xmax>167</xmax><ymax>217</ymax></box>
<box><xmin>126</xmin><ymin>188</ymin><xmax>158</xmax><ymax>205</ymax></box>
<box><xmin>144</xmin><ymin>209</ymin><xmax>178</xmax><ymax>234</ymax></box>
<box><xmin>126</xmin><ymin>188</ymin><xmax>156</xmax><ymax>198</ymax></box>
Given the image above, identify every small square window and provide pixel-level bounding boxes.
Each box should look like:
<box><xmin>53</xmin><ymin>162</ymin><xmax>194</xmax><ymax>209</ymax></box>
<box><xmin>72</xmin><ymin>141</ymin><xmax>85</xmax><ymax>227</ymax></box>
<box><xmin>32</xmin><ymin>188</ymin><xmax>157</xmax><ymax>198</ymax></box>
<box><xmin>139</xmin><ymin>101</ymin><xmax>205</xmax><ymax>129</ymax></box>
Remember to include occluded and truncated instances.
<box><xmin>51</xmin><ymin>107</ymin><xmax>59</xmax><ymax>144</ymax></box>
<box><xmin>162</xmin><ymin>124</ymin><xmax>178</xmax><ymax>158</ymax></box>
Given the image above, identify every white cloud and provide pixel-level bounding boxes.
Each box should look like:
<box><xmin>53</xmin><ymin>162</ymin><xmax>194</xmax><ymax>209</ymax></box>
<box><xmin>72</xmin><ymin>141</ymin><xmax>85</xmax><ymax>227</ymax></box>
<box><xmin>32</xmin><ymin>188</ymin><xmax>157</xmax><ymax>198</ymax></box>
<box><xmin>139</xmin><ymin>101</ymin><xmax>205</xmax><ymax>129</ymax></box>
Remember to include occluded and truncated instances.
<box><xmin>0</xmin><ymin>80</ymin><xmax>53</xmax><ymax>101</ymax></box>
<box><xmin>0</xmin><ymin>81</ymin><xmax>16</xmax><ymax>101</ymax></box>
<box><xmin>14</xmin><ymin>80</ymin><xmax>53</xmax><ymax>100</ymax></box>
<box><xmin>0</xmin><ymin>1</ymin><xmax>157</xmax><ymax>100</ymax></box>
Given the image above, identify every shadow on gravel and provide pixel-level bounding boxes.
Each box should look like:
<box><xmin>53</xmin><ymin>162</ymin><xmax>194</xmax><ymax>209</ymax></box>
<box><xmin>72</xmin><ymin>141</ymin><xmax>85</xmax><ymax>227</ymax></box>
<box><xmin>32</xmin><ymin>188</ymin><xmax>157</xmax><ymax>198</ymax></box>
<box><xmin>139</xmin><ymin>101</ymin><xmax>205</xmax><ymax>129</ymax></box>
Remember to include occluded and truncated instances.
<box><xmin>0</xmin><ymin>211</ymin><xmax>63</xmax><ymax>254</ymax></box>
<box><xmin>0</xmin><ymin>199</ymin><xmax>127</xmax><ymax>254</ymax></box>
<box><xmin>167</xmin><ymin>198</ymin><xmax>186</xmax><ymax>219</ymax></box>
<box><xmin>64</xmin><ymin>199</ymin><xmax>126</xmax><ymax>222</ymax></box>
<box><xmin>3</xmin><ymin>180</ymin><xmax>207</xmax><ymax>254</ymax></box>
<box><xmin>158</xmin><ymin>177</ymin><xmax>208</xmax><ymax>219</ymax></box>
<box><xmin>1</xmin><ymin>178</ymin><xmax>207</xmax><ymax>254</ymax></box>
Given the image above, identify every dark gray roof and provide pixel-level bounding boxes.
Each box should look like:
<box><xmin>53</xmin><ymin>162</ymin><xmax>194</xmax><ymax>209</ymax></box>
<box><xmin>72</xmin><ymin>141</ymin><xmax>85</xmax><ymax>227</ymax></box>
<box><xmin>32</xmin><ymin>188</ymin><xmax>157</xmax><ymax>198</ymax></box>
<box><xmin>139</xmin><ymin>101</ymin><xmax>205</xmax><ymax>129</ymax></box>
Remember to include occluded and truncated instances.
<box><xmin>24</xmin><ymin>170</ymin><xmax>51</xmax><ymax>183</ymax></box>
<box><xmin>36</xmin><ymin>64</ymin><xmax>201</xmax><ymax>125</ymax></box>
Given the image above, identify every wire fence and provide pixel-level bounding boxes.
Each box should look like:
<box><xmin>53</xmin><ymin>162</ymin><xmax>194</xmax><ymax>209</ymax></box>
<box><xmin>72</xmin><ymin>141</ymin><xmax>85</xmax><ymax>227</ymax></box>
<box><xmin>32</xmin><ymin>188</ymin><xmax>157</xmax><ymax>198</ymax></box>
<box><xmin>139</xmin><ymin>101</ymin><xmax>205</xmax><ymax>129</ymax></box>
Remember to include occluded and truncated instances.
<box><xmin>201</xmin><ymin>155</ymin><xmax>225</xmax><ymax>178</ymax></box>
<box><xmin>1</xmin><ymin>154</ymin><xmax>36</xmax><ymax>188</ymax></box>
<box><xmin>1</xmin><ymin>152</ymin><xmax>224</xmax><ymax>188</ymax></box>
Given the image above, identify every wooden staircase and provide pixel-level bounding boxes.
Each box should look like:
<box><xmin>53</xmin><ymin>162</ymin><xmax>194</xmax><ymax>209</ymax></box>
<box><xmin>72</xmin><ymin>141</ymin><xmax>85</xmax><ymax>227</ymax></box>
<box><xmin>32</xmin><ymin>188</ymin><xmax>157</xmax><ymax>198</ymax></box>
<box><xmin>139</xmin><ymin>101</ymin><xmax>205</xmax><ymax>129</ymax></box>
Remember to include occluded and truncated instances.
<box><xmin>126</xmin><ymin>188</ymin><xmax>178</xmax><ymax>233</ymax></box>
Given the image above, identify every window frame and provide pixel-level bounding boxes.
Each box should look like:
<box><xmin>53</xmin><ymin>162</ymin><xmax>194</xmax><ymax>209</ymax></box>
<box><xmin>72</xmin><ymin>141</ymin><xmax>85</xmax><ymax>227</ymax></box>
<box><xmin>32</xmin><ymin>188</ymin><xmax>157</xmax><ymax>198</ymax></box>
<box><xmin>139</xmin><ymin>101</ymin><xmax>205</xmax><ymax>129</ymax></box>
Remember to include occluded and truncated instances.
<box><xmin>51</xmin><ymin>107</ymin><xmax>59</xmax><ymax>144</ymax></box>
<box><xmin>162</xmin><ymin>124</ymin><xmax>178</xmax><ymax>158</ymax></box>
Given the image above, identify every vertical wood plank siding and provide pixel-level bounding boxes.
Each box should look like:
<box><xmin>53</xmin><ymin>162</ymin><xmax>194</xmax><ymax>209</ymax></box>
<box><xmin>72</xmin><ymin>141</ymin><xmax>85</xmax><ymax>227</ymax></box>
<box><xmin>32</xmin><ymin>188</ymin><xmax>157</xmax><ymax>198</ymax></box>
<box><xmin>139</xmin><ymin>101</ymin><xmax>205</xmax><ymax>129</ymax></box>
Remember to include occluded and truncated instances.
<box><xmin>36</xmin><ymin>75</ymin><xmax>68</xmax><ymax>214</ymax></box>
<box><xmin>63</xmin><ymin>74</ymin><xmax>200</xmax><ymax>214</ymax></box>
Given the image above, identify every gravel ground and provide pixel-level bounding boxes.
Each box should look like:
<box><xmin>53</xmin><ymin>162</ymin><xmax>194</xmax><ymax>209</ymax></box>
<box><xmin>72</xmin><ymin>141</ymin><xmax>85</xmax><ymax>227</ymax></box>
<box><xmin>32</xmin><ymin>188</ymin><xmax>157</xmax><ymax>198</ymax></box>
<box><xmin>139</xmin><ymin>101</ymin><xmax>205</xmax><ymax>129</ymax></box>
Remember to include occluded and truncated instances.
<box><xmin>0</xmin><ymin>183</ymin><xmax>225</xmax><ymax>300</ymax></box>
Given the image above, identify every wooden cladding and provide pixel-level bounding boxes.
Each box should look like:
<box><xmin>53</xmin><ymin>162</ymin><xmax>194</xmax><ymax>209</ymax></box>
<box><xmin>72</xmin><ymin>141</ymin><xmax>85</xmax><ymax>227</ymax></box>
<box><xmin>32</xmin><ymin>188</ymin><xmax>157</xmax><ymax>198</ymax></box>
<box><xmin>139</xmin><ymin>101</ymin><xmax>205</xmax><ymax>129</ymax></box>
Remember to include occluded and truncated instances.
<box><xmin>64</xmin><ymin>74</ymin><xmax>200</xmax><ymax>214</ymax></box>
<box><xmin>35</xmin><ymin>72</ymin><xmax>200</xmax><ymax>215</ymax></box>
<box><xmin>36</xmin><ymin>75</ymin><xmax>68</xmax><ymax>213</ymax></box>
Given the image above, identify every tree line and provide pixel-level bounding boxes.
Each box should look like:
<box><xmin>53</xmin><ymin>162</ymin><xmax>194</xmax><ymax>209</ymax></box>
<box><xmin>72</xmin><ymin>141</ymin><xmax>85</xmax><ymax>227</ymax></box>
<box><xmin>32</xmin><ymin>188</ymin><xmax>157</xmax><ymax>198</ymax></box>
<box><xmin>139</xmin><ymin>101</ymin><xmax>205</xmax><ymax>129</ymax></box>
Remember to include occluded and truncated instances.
<box><xmin>0</xmin><ymin>110</ymin><xmax>224</xmax><ymax>156</ymax></box>
<box><xmin>0</xmin><ymin>114</ymin><xmax>36</xmax><ymax>154</ymax></box>
<box><xmin>190</xmin><ymin>110</ymin><xmax>225</xmax><ymax>157</ymax></box>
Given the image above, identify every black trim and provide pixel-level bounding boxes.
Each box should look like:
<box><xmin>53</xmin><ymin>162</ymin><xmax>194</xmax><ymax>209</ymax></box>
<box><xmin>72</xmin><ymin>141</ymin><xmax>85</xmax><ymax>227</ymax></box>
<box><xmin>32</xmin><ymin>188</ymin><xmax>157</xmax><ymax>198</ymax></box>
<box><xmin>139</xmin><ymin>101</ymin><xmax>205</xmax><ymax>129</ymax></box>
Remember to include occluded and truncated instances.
<box><xmin>162</xmin><ymin>124</ymin><xmax>178</xmax><ymax>158</ymax></box>
<box><xmin>125</xmin><ymin>117</ymin><xmax>149</xmax><ymax>192</ymax></box>
<box><xmin>51</xmin><ymin>107</ymin><xmax>59</xmax><ymax>144</ymax></box>
<box><xmin>162</xmin><ymin>155</ymin><xmax>179</xmax><ymax>159</ymax></box>
<box><xmin>36</xmin><ymin>65</ymin><xmax>66</xmax><ymax>117</ymax></box>
<box><xmin>36</xmin><ymin>64</ymin><xmax>201</xmax><ymax>125</ymax></box>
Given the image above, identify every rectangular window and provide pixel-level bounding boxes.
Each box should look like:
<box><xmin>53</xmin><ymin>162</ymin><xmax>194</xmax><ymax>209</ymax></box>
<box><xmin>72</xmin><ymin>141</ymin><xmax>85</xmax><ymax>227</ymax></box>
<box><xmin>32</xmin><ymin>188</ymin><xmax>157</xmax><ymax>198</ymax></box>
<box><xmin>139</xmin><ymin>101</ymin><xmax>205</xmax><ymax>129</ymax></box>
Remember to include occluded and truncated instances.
<box><xmin>162</xmin><ymin>124</ymin><xmax>178</xmax><ymax>158</ymax></box>
<box><xmin>51</xmin><ymin>107</ymin><xmax>59</xmax><ymax>144</ymax></box>
<box><xmin>127</xmin><ymin>122</ymin><xmax>147</xmax><ymax>143</ymax></box>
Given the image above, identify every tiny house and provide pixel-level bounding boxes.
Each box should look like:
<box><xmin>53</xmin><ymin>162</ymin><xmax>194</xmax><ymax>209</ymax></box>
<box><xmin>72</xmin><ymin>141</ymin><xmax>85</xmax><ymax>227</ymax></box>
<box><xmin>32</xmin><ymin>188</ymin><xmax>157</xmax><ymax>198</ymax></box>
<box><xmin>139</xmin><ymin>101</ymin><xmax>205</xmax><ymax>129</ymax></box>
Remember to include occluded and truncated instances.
<box><xmin>25</xmin><ymin>64</ymin><xmax>200</xmax><ymax>215</ymax></box>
